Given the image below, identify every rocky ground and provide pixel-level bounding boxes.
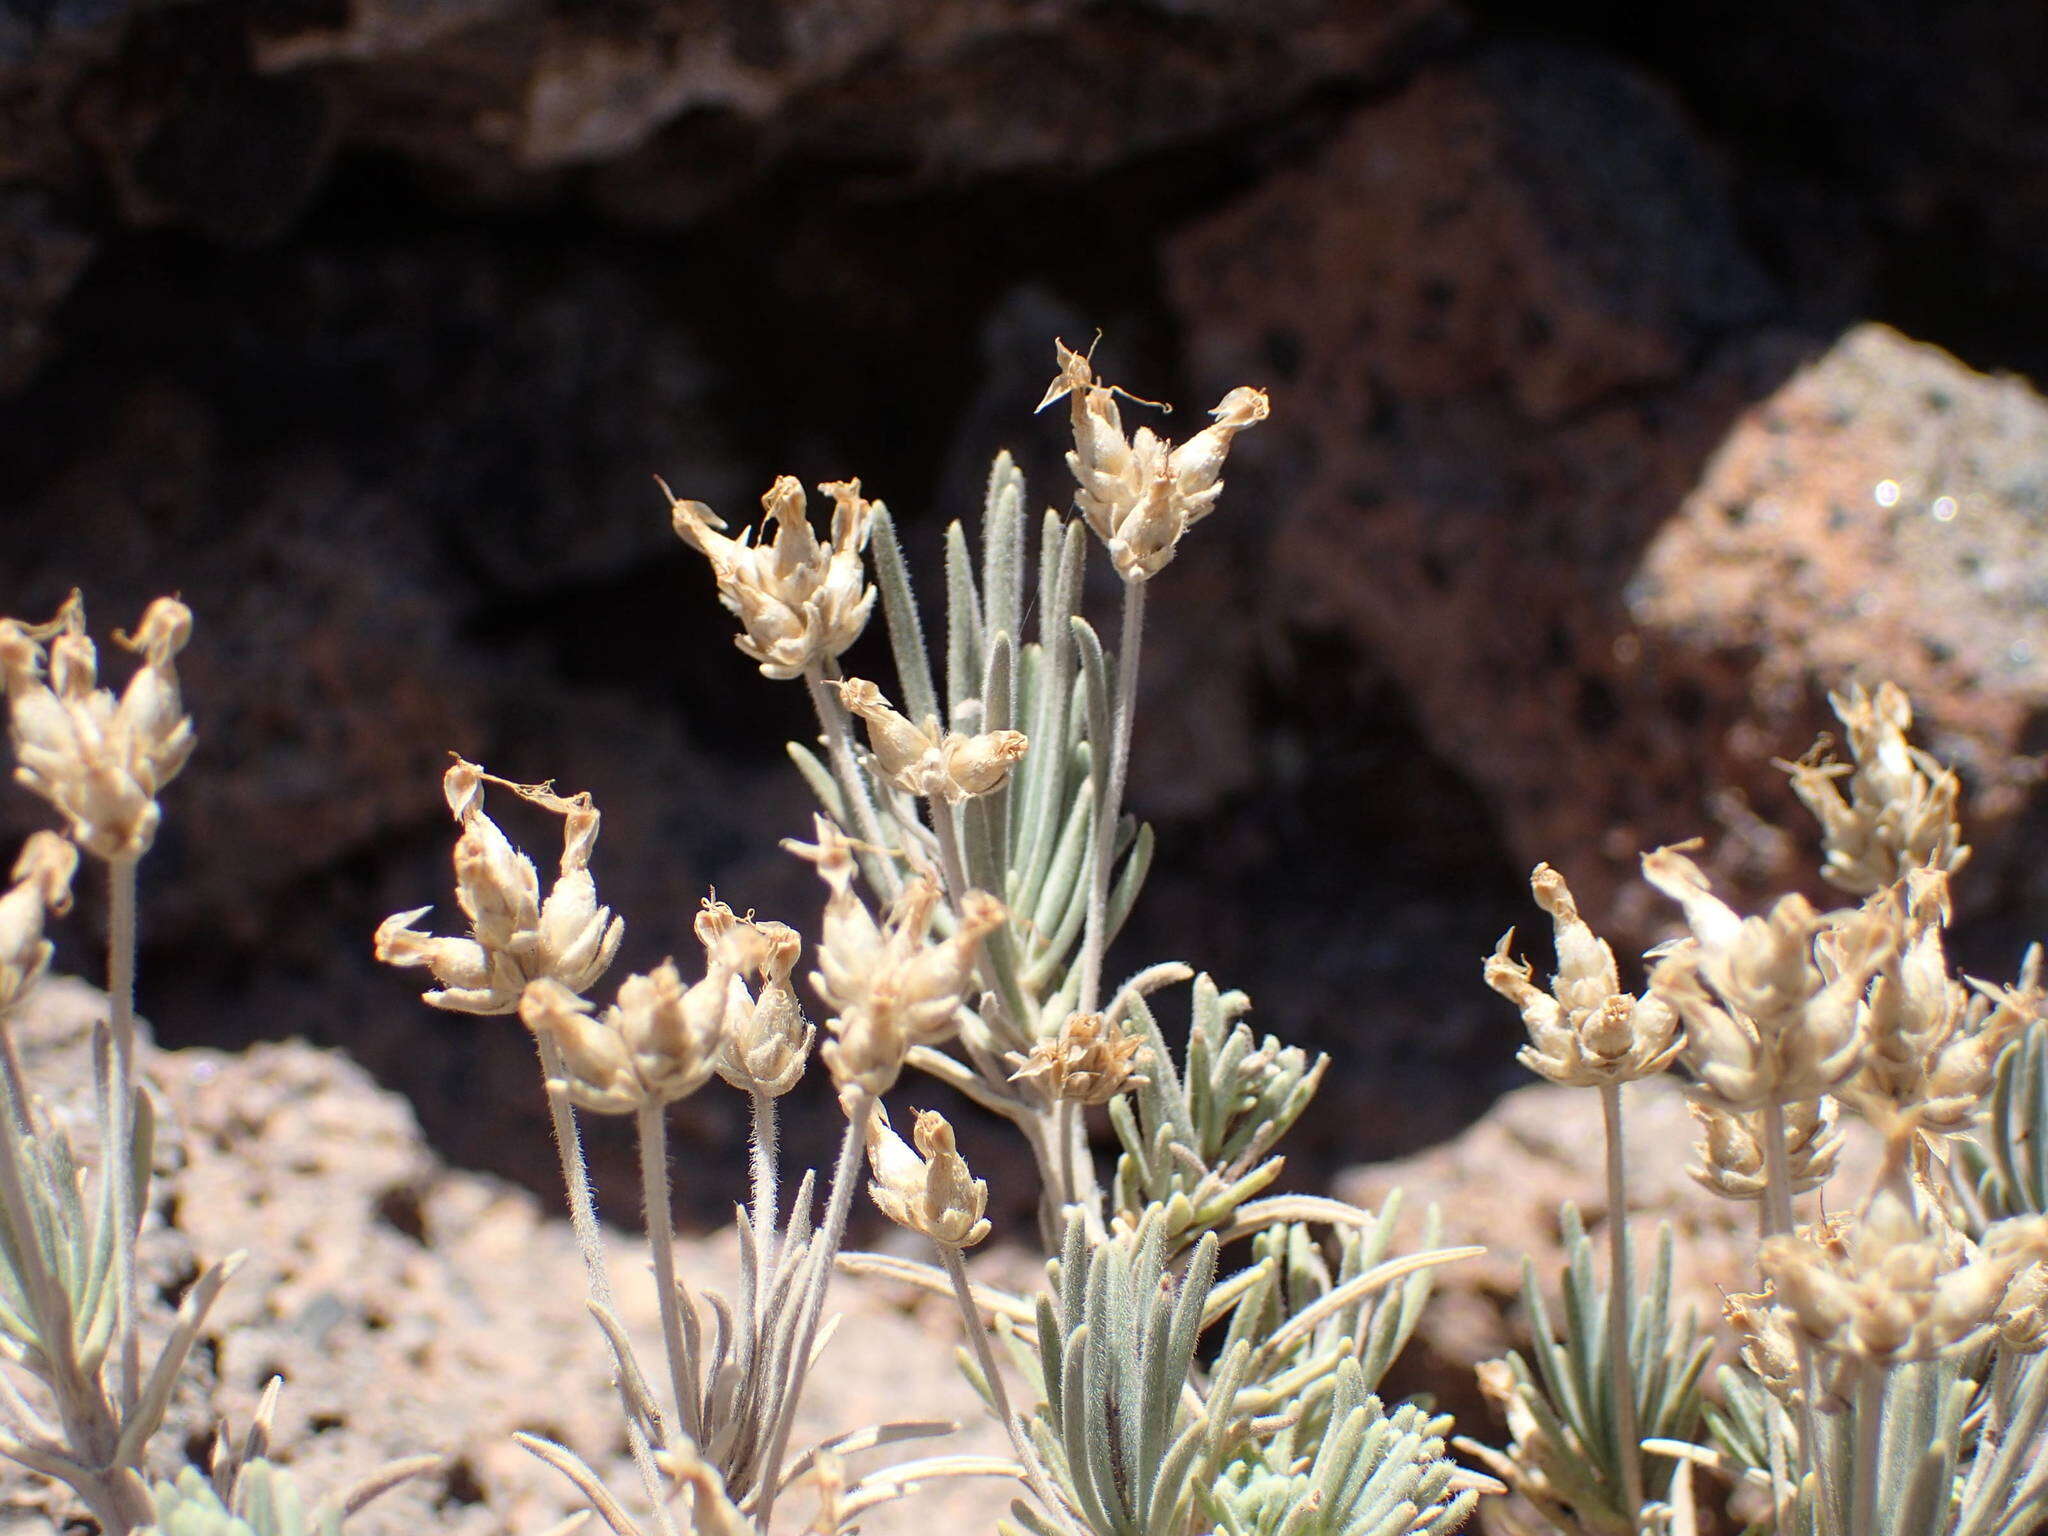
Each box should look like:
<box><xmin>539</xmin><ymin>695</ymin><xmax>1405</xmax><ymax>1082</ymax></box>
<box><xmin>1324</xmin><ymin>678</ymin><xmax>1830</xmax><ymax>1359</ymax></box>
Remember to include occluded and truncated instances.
<box><xmin>4</xmin><ymin>2</ymin><xmax>2048</xmax><ymax>1525</ymax></box>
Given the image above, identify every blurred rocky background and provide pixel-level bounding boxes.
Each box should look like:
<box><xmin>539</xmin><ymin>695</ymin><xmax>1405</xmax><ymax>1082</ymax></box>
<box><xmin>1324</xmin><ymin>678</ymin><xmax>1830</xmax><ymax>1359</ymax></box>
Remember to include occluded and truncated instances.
<box><xmin>5</xmin><ymin>0</ymin><xmax>2048</xmax><ymax>1325</ymax></box>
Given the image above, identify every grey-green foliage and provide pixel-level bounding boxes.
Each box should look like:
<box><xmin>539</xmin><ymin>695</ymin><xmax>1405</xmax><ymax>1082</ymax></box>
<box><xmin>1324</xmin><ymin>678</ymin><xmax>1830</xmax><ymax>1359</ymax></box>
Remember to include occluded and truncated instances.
<box><xmin>1971</xmin><ymin>997</ymin><xmax>2048</xmax><ymax>1221</ymax></box>
<box><xmin>144</xmin><ymin>1463</ymin><xmax>341</xmax><ymax>1536</ymax></box>
<box><xmin>1203</xmin><ymin>1363</ymin><xmax>1475</xmax><ymax>1536</ymax></box>
<box><xmin>798</xmin><ymin>453</ymin><xmax>1152</xmax><ymax>1059</ymax></box>
<box><xmin>1108</xmin><ymin>973</ymin><xmax>1328</xmax><ymax>1252</ymax></box>
<box><xmin>1469</xmin><ymin>1208</ymin><xmax>1708</xmax><ymax>1534</ymax></box>
<box><xmin>1708</xmin><ymin>1347</ymin><xmax>2048</xmax><ymax>1536</ymax></box>
<box><xmin>1000</xmin><ymin>1209</ymin><xmax>1471</xmax><ymax>1536</ymax></box>
<box><xmin>0</xmin><ymin>1060</ymin><xmax>147</xmax><ymax>1380</ymax></box>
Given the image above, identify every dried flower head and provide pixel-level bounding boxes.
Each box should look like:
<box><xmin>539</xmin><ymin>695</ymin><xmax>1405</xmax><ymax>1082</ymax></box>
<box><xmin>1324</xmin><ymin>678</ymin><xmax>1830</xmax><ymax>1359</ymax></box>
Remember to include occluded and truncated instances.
<box><xmin>832</xmin><ymin>678</ymin><xmax>1028</xmax><ymax>803</ymax></box>
<box><xmin>1784</xmin><ymin>681</ymin><xmax>1968</xmax><ymax>895</ymax></box>
<box><xmin>699</xmin><ymin>899</ymin><xmax>814</xmax><ymax>1097</ymax></box>
<box><xmin>1688</xmin><ymin>1097</ymin><xmax>1842</xmax><ymax>1203</ymax></box>
<box><xmin>375</xmin><ymin>759</ymin><xmax>624</xmax><ymax>1014</ymax></box>
<box><xmin>518</xmin><ymin>976</ymin><xmax>644</xmax><ymax>1115</ymax></box>
<box><xmin>0</xmin><ymin>592</ymin><xmax>195</xmax><ymax>862</ymax></box>
<box><xmin>1038</xmin><ymin>339</ymin><xmax>1269</xmax><ymax>583</ymax></box>
<box><xmin>1724</xmin><ymin>1287</ymin><xmax>1801</xmax><ymax>1402</ymax></box>
<box><xmin>665</xmin><ymin>475</ymin><xmax>877</xmax><ymax>680</ymax></box>
<box><xmin>1006</xmin><ymin>1011</ymin><xmax>1148</xmax><ymax>1105</ymax></box>
<box><xmin>1843</xmin><ymin>869</ymin><xmax>2038</xmax><ymax>1147</ymax></box>
<box><xmin>787</xmin><ymin>817</ymin><xmax>1003</xmax><ymax>1094</ymax></box>
<box><xmin>1643</xmin><ymin>844</ymin><xmax>1888</xmax><ymax>1112</ymax></box>
<box><xmin>1759</xmin><ymin>1188</ymin><xmax>2022</xmax><ymax>1364</ymax></box>
<box><xmin>0</xmin><ymin>832</ymin><xmax>79</xmax><ymax>1017</ymax></box>
<box><xmin>863</xmin><ymin>1104</ymin><xmax>990</xmax><ymax>1249</ymax></box>
<box><xmin>1485</xmin><ymin>863</ymin><xmax>1681</xmax><ymax>1086</ymax></box>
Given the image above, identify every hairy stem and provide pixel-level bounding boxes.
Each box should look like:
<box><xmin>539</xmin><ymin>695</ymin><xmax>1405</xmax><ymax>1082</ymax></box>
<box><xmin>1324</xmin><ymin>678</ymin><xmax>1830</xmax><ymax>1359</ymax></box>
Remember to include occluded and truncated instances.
<box><xmin>936</xmin><ymin>1242</ymin><xmax>1085</xmax><ymax>1536</ymax></box>
<box><xmin>105</xmin><ymin>854</ymin><xmax>139</xmax><ymax>1415</ymax></box>
<box><xmin>1849</xmin><ymin>1364</ymin><xmax>1883</xmax><ymax>1536</ymax></box>
<box><xmin>538</xmin><ymin>1038</ymin><xmax>673</xmax><ymax>1536</ymax></box>
<box><xmin>1076</xmin><ymin>580</ymin><xmax>1145</xmax><ymax>1018</ymax></box>
<box><xmin>639</xmin><ymin>1103</ymin><xmax>699</xmax><ymax>1454</ymax></box>
<box><xmin>1599</xmin><ymin>1083</ymin><xmax>1646</xmax><ymax>1531</ymax></box>
<box><xmin>749</xmin><ymin>1090</ymin><xmax>779</xmax><ymax>1280</ymax></box>
<box><xmin>753</xmin><ymin>1088</ymin><xmax>872</xmax><ymax>1529</ymax></box>
<box><xmin>1762</xmin><ymin>1098</ymin><xmax>1838</xmax><ymax>1536</ymax></box>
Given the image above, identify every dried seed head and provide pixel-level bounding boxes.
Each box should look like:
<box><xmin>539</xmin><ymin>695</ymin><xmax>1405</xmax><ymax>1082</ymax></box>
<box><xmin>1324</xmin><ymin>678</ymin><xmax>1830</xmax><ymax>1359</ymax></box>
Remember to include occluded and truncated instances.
<box><xmin>664</xmin><ymin>475</ymin><xmax>877</xmax><ymax>680</ymax></box>
<box><xmin>1759</xmin><ymin>1188</ymin><xmax>2024</xmax><ymax>1364</ymax></box>
<box><xmin>376</xmin><ymin>759</ymin><xmax>624</xmax><ymax>1014</ymax></box>
<box><xmin>0</xmin><ymin>832</ymin><xmax>79</xmax><ymax>1017</ymax></box>
<box><xmin>863</xmin><ymin>1105</ymin><xmax>990</xmax><ymax>1249</ymax></box>
<box><xmin>1484</xmin><ymin>863</ymin><xmax>1681</xmax><ymax>1086</ymax></box>
<box><xmin>1688</xmin><ymin>1097</ymin><xmax>1841</xmax><ymax>1203</ymax></box>
<box><xmin>1643</xmin><ymin>844</ymin><xmax>1886</xmax><ymax>1112</ymax></box>
<box><xmin>1844</xmin><ymin>870</ymin><xmax>2039</xmax><ymax>1145</ymax></box>
<box><xmin>788</xmin><ymin>817</ymin><xmax>1002</xmax><ymax>1093</ymax></box>
<box><xmin>833</xmin><ymin>678</ymin><xmax>1028</xmax><ymax>802</ymax></box>
<box><xmin>1993</xmin><ymin>1248</ymin><xmax>2048</xmax><ymax>1354</ymax></box>
<box><xmin>0</xmin><ymin>592</ymin><xmax>195</xmax><ymax>862</ymax></box>
<box><xmin>1038</xmin><ymin>339</ymin><xmax>1268</xmax><ymax>583</ymax></box>
<box><xmin>701</xmin><ymin>900</ymin><xmax>814</xmax><ymax>1097</ymax></box>
<box><xmin>608</xmin><ymin>957</ymin><xmax>729</xmax><ymax>1104</ymax></box>
<box><xmin>519</xmin><ymin>977</ymin><xmax>643</xmax><ymax>1115</ymax></box>
<box><xmin>1006</xmin><ymin>1011</ymin><xmax>1148</xmax><ymax>1105</ymax></box>
<box><xmin>1784</xmin><ymin>682</ymin><xmax>1968</xmax><ymax>896</ymax></box>
<box><xmin>1724</xmin><ymin>1288</ymin><xmax>1802</xmax><ymax>1402</ymax></box>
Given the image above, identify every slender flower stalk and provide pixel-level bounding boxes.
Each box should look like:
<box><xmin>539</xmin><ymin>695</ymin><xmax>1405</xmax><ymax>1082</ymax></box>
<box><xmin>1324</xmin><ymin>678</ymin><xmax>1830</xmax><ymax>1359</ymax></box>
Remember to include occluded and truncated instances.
<box><xmin>1599</xmin><ymin>1082</ymin><xmax>1646</xmax><ymax>1530</ymax></box>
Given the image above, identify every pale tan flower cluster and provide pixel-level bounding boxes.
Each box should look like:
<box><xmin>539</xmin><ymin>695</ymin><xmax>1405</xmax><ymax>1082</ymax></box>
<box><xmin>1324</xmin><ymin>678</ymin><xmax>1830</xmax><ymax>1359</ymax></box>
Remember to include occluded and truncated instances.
<box><xmin>1038</xmin><ymin>340</ymin><xmax>1269</xmax><ymax>583</ymax></box>
<box><xmin>0</xmin><ymin>832</ymin><xmax>78</xmax><ymax>1017</ymax></box>
<box><xmin>519</xmin><ymin>902</ymin><xmax>807</xmax><ymax>1116</ymax></box>
<box><xmin>1839</xmin><ymin>870</ymin><xmax>2037</xmax><ymax>1143</ymax></box>
<box><xmin>0</xmin><ymin>592</ymin><xmax>195</xmax><ymax>863</ymax></box>
<box><xmin>1642</xmin><ymin>845</ymin><xmax>1891</xmax><ymax>1114</ymax></box>
<box><xmin>863</xmin><ymin>1105</ymin><xmax>990</xmax><ymax>1249</ymax></box>
<box><xmin>697</xmin><ymin>901</ymin><xmax>813</xmax><ymax>1097</ymax></box>
<box><xmin>1484</xmin><ymin>863</ymin><xmax>1681</xmax><ymax>1087</ymax></box>
<box><xmin>1756</xmin><ymin>1191</ymin><xmax>2048</xmax><ymax>1368</ymax></box>
<box><xmin>787</xmin><ymin>817</ymin><xmax>1001</xmax><ymax>1095</ymax></box>
<box><xmin>1006</xmin><ymin>1011</ymin><xmax>1148</xmax><ymax>1106</ymax></box>
<box><xmin>832</xmin><ymin>678</ymin><xmax>1028</xmax><ymax>803</ymax></box>
<box><xmin>375</xmin><ymin>758</ymin><xmax>624</xmax><ymax>1014</ymax></box>
<box><xmin>665</xmin><ymin>475</ymin><xmax>877</xmax><ymax>680</ymax></box>
<box><xmin>1784</xmin><ymin>682</ymin><xmax>1968</xmax><ymax>895</ymax></box>
<box><xmin>1688</xmin><ymin>1097</ymin><xmax>1842</xmax><ymax>1203</ymax></box>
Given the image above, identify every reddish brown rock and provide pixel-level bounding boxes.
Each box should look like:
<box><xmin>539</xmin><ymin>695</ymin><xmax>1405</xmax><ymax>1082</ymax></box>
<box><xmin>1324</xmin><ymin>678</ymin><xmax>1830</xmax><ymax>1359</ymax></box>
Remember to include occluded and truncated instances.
<box><xmin>1167</xmin><ymin>43</ymin><xmax>2048</xmax><ymax>943</ymax></box>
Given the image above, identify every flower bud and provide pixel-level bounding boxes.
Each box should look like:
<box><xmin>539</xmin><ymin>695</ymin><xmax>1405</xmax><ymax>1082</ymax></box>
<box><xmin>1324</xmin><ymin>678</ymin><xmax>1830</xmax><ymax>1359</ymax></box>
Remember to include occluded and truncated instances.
<box><xmin>833</xmin><ymin>678</ymin><xmax>1028</xmax><ymax>803</ymax></box>
<box><xmin>608</xmin><ymin>959</ymin><xmax>727</xmax><ymax>1105</ymax></box>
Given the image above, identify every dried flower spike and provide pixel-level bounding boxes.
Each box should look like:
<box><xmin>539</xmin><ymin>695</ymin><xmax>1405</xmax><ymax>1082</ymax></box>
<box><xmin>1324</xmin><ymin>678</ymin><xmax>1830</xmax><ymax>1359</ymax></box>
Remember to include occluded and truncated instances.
<box><xmin>0</xmin><ymin>831</ymin><xmax>79</xmax><ymax>1017</ymax></box>
<box><xmin>1006</xmin><ymin>1011</ymin><xmax>1148</xmax><ymax>1105</ymax></box>
<box><xmin>665</xmin><ymin>474</ymin><xmax>877</xmax><ymax>680</ymax></box>
<box><xmin>0</xmin><ymin>592</ymin><xmax>195</xmax><ymax>862</ymax></box>
<box><xmin>1485</xmin><ymin>863</ymin><xmax>1681</xmax><ymax>1086</ymax></box>
<box><xmin>787</xmin><ymin>816</ymin><xmax>1002</xmax><ymax>1093</ymax></box>
<box><xmin>1643</xmin><ymin>844</ymin><xmax>1887</xmax><ymax>1112</ymax></box>
<box><xmin>1038</xmin><ymin>339</ymin><xmax>1269</xmax><ymax>583</ymax></box>
<box><xmin>832</xmin><ymin>678</ymin><xmax>1028</xmax><ymax>802</ymax></box>
<box><xmin>863</xmin><ymin>1104</ymin><xmax>990</xmax><ymax>1249</ymax></box>
<box><xmin>699</xmin><ymin>899</ymin><xmax>814</xmax><ymax>1096</ymax></box>
<box><xmin>375</xmin><ymin>758</ymin><xmax>624</xmax><ymax>1014</ymax></box>
<box><xmin>1784</xmin><ymin>680</ymin><xmax>1968</xmax><ymax>895</ymax></box>
<box><xmin>1688</xmin><ymin>1097</ymin><xmax>1841</xmax><ymax>1203</ymax></box>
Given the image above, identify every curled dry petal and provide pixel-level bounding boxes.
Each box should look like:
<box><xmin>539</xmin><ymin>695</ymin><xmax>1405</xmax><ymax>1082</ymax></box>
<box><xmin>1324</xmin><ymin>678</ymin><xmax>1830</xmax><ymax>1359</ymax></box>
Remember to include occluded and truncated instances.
<box><xmin>663</xmin><ymin>475</ymin><xmax>877</xmax><ymax>680</ymax></box>
<box><xmin>375</xmin><ymin>759</ymin><xmax>624</xmax><ymax>1014</ymax></box>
